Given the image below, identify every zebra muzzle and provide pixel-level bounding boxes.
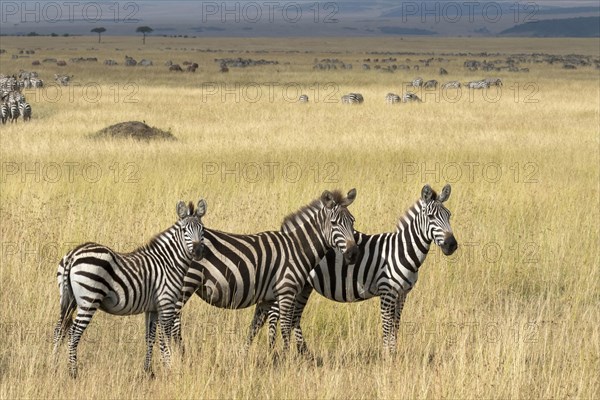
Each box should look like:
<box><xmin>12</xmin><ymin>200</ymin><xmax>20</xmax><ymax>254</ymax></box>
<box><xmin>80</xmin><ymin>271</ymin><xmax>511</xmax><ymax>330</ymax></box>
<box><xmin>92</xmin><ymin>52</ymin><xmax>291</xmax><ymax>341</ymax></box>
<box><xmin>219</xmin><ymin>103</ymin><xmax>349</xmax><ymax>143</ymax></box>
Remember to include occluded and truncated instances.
<box><xmin>440</xmin><ymin>234</ymin><xmax>458</xmax><ymax>256</ymax></box>
<box><xmin>344</xmin><ymin>244</ymin><xmax>359</xmax><ymax>264</ymax></box>
<box><xmin>192</xmin><ymin>242</ymin><xmax>204</xmax><ymax>260</ymax></box>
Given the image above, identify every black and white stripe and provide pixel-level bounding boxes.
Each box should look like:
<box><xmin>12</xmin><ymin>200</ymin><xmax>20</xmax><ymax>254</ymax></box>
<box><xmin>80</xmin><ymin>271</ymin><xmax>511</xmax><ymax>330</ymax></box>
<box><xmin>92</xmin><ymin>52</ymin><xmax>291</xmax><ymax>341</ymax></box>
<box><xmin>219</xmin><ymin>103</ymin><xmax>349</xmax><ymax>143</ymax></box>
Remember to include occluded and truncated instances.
<box><xmin>442</xmin><ymin>81</ymin><xmax>462</xmax><ymax>89</ymax></box>
<box><xmin>260</xmin><ymin>185</ymin><xmax>457</xmax><ymax>354</ymax></box>
<box><xmin>411</xmin><ymin>77</ymin><xmax>424</xmax><ymax>87</ymax></box>
<box><xmin>19</xmin><ymin>101</ymin><xmax>31</xmax><ymax>122</ymax></box>
<box><xmin>423</xmin><ymin>80</ymin><xmax>438</xmax><ymax>89</ymax></box>
<box><xmin>308</xmin><ymin>184</ymin><xmax>456</xmax><ymax>352</ymax></box>
<box><xmin>8</xmin><ymin>101</ymin><xmax>19</xmax><ymax>123</ymax></box>
<box><xmin>341</xmin><ymin>93</ymin><xmax>364</xmax><ymax>104</ymax></box>
<box><xmin>53</xmin><ymin>200</ymin><xmax>206</xmax><ymax>378</ymax></box>
<box><xmin>402</xmin><ymin>92</ymin><xmax>422</xmax><ymax>103</ymax></box>
<box><xmin>0</xmin><ymin>103</ymin><xmax>8</xmax><ymax>124</ymax></box>
<box><xmin>385</xmin><ymin>93</ymin><xmax>401</xmax><ymax>104</ymax></box>
<box><xmin>173</xmin><ymin>190</ymin><xmax>358</xmax><ymax>357</ymax></box>
<box><xmin>467</xmin><ymin>80</ymin><xmax>490</xmax><ymax>89</ymax></box>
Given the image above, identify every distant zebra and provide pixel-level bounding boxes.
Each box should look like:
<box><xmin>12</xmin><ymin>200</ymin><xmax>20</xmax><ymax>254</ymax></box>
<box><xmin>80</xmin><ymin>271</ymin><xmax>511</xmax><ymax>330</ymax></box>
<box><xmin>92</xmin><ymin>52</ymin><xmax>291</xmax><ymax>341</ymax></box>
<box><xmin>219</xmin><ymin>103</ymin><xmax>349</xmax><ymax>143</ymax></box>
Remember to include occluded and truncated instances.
<box><xmin>53</xmin><ymin>200</ymin><xmax>206</xmax><ymax>378</ymax></box>
<box><xmin>298</xmin><ymin>94</ymin><xmax>309</xmax><ymax>103</ymax></box>
<box><xmin>19</xmin><ymin>101</ymin><xmax>31</xmax><ymax>121</ymax></box>
<box><xmin>341</xmin><ymin>93</ymin><xmax>364</xmax><ymax>104</ymax></box>
<box><xmin>1</xmin><ymin>103</ymin><xmax>8</xmax><ymax>124</ymax></box>
<box><xmin>467</xmin><ymin>80</ymin><xmax>490</xmax><ymax>89</ymax></box>
<box><xmin>411</xmin><ymin>77</ymin><xmax>423</xmax><ymax>87</ymax></box>
<box><xmin>402</xmin><ymin>92</ymin><xmax>422</xmax><ymax>103</ymax></box>
<box><xmin>8</xmin><ymin>101</ymin><xmax>19</xmax><ymax>123</ymax></box>
<box><xmin>173</xmin><ymin>190</ymin><xmax>359</xmax><ymax>357</ymax></box>
<box><xmin>258</xmin><ymin>185</ymin><xmax>457</xmax><ymax>354</ymax></box>
<box><xmin>423</xmin><ymin>79</ymin><xmax>438</xmax><ymax>89</ymax></box>
<box><xmin>385</xmin><ymin>93</ymin><xmax>401</xmax><ymax>104</ymax></box>
<box><xmin>442</xmin><ymin>81</ymin><xmax>462</xmax><ymax>89</ymax></box>
<box><xmin>484</xmin><ymin>77</ymin><xmax>503</xmax><ymax>87</ymax></box>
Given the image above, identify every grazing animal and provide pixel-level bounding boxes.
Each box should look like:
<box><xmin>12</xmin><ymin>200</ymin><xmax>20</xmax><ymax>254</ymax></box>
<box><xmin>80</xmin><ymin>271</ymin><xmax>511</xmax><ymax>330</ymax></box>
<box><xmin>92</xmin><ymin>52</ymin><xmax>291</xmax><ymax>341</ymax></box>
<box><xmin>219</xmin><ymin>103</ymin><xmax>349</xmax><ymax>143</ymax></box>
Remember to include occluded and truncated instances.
<box><xmin>8</xmin><ymin>101</ymin><xmax>19</xmax><ymax>123</ymax></box>
<box><xmin>442</xmin><ymin>81</ymin><xmax>462</xmax><ymax>89</ymax></box>
<box><xmin>298</xmin><ymin>94</ymin><xmax>309</xmax><ymax>103</ymax></box>
<box><xmin>0</xmin><ymin>103</ymin><xmax>8</xmax><ymax>124</ymax></box>
<box><xmin>411</xmin><ymin>77</ymin><xmax>424</xmax><ymax>87</ymax></box>
<box><xmin>19</xmin><ymin>101</ymin><xmax>31</xmax><ymax>121</ymax></box>
<box><xmin>467</xmin><ymin>80</ymin><xmax>490</xmax><ymax>89</ymax></box>
<box><xmin>402</xmin><ymin>92</ymin><xmax>422</xmax><ymax>103</ymax></box>
<box><xmin>385</xmin><ymin>93</ymin><xmax>401</xmax><ymax>104</ymax></box>
<box><xmin>52</xmin><ymin>200</ymin><xmax>206</xmax><ymax>378</ymax></box>
<box><xmin>423</xmin><ymin>80</ymin><xmax>438</xmax><ymax>89</ymax></box>
<box><xmin>172</xmin><ymin>190</ymin><xmax>359</xmax><ymax>358</ymax></box>
<box><xmin>341</xmin><ymin>93</ymin><xmax>364</xmax><ymax>104</ymax></box>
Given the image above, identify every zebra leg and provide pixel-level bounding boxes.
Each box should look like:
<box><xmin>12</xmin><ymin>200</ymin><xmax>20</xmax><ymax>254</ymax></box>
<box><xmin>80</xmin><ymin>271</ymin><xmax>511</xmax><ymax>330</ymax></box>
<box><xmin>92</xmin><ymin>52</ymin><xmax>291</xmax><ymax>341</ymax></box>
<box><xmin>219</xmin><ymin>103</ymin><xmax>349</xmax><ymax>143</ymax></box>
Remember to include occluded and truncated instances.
<box><xmin>291</xmin><ymin>283</ymin><xmax>314</xmax><ymax>358</ymax></box>
<box><xmin>144</xmin><ymin>311</ymin><xmax>158</xmax><ymax>377</ymax></box>
<box><xmin>245</xmin><ymin>302</ymin><xmax>269</xmax><ymax>351</ymax></box>
<box><xmin>172</xmin><ymin>313</ymin><xmax>185</xmax><ymax>357</ymax></box>
<box><xmin>277</xmin><ymin>295</ymin><xmax>295</xmax><ymax>355</ymax></box>
<box><xmin>390</xmin><ymin>291</ymin><xmax>408</xmax><ymax>352</ymax></box>
<box><xmin>380</xmin><ymin>292</ymin><xmax>396</xmax><ymax>355</ymax></box>
<box><xmin>52</xmin><ymin>299</ymin><xmax>76</xmax><ymax>361</ymax></box>
<box><xmin>157</xmin><ymin>311</ymin><xmax>174</xmax><ymax>370</ymax></box>
<box><xmin>267</xmin><ymin>304</ymin><xmax>279</xmax><ymax>350</ymax></box>
<box><xmin>68</xmin><ymin>305</ymin><xmax>99</xmax><ymax>378</ymax></box>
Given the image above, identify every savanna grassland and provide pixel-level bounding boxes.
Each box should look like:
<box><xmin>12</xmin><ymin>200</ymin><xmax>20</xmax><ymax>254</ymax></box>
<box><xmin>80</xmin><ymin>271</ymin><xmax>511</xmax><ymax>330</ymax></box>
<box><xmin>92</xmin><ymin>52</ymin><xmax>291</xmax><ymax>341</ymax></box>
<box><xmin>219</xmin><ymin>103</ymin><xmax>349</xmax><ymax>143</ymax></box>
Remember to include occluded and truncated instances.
<box><xmin>0</xmin><ymin>36</ymin><xmax>598</xmax><ymax>399</ymax></box>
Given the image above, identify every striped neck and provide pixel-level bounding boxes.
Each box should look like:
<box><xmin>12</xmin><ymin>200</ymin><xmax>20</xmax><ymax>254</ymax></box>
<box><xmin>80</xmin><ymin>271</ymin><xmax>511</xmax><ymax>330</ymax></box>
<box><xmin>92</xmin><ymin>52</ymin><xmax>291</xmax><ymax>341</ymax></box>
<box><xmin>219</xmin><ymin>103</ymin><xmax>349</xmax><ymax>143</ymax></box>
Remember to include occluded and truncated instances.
<box><xmin>395</xmin><ymin>200</ymin><xmax>432</xmax><ymax>268</ymax></box>
<box><xmin>281</xmin><ymin>200</ymin><xmax>329</xmax><ymax>266</ymax></box>
<box><xmin>133</xmin><ymin>222</ymin><xmax>193</xmax><ymax>269</ymax></box>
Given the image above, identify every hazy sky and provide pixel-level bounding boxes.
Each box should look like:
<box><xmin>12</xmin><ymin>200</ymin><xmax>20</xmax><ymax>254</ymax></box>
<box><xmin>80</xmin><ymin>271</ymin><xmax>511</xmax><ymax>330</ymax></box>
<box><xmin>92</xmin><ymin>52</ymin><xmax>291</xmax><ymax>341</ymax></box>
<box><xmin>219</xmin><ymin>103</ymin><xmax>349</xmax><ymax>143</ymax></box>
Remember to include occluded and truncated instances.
<box><xmin>1</xmin><ymin>1</ymin><xmax>598</xmax><ymax>36</ymax></box>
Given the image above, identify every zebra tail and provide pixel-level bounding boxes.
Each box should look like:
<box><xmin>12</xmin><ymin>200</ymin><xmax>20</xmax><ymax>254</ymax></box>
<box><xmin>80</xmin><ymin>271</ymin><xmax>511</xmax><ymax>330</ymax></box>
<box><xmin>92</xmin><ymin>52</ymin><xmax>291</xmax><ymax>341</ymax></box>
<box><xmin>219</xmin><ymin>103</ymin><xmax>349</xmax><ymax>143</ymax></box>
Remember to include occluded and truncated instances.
<box><xmin>58</xmin><ymin>256</ymin><xmax>76</xmax><ymax>318</ymax></box>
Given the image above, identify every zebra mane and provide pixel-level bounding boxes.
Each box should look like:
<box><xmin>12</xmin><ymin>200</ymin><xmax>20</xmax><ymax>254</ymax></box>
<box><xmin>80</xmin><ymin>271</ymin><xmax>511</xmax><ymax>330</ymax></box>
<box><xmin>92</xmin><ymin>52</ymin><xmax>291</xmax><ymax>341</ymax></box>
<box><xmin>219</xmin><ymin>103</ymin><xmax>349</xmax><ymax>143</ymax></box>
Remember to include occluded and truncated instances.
<box><xmin>394</xmin><ymin>189</ymin><xmax>440</xmax><ymax>231</ymax></box>
<box><xmin>280</xmin><ymin>190</ymin><xmax>344</xmax><ymax>230</ymax></box>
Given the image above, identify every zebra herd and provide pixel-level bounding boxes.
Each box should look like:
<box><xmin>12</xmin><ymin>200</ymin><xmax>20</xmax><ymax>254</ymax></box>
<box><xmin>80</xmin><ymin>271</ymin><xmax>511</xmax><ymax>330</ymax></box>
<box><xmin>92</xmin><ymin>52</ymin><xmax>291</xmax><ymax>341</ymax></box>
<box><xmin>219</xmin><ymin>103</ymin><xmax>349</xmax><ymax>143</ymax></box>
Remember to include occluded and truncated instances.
<box><xmin>53</xmin><ymin>185</ymin><xmax>457</xmax><ymax>378</ymax></box>
<box><xmin>1</xmin><ymin>73</ymin><xmax>37</xmax><ymax>124</ymax></box>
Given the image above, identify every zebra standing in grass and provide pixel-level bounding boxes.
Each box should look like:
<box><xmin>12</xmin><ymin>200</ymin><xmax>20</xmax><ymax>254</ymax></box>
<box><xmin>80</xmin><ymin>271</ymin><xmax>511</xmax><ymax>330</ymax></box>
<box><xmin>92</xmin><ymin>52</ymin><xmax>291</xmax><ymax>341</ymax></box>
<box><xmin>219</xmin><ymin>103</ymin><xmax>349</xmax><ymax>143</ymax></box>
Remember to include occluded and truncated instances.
<box><xmin>411</xmin><ymin>77</ymin><xmax>424</xmax><ymax>88</ymax></box>
<box><xmin>423</xmin><ymin>80</ymin><xmax>438</xmax><ymax>89</ymax></box>
<box><xmin>253</xmin><ymin>185</ymin><xmax>457</xmax><ymax>354</ymax></box>
<box><xmin>53</xmin><ymin>200</ymin><xmax>206</xmax><ymax>378</ymax></box>
<box><xmin>172</xmin><ymin>190</ymin><xmax>358</xmax><ymax>356</ymax></box>
<box><xmin>484</xmin><ymin>77</ymin><xmax>503</xmax><ymax>87</ymax></box>
<box><xmin>19</xmin><ymin>101</ymin><xmax>31</xmax><ymax>121</ymax></box>
<box><xmin>442</xmin><ymin>81</ymin><xmax>462</xmax><ymax>89</ymax></box>
<box><xmin>385</xmin><ymin>93</ymin><xmax>401</xmax><ymax>104</ymax></box>
<box><xmin>298</xmin><ymin>94</ymin><xmax>309</xmax><ymax>103</ymax></box>
<box><xmin>8</xmin><ymin>101</ymin><xmax>19</xmax><ymax>123</ymax></box>
<box><xmin>402</xmin><ymin>93</ymin><xmax>422</xmax><ymax>103</ymax></box>
<box><xmin>0</xmin><ymin>103</ymin><xmax>8</xmax><ymax>124</ymax></box>
<box><xmin>341</xmin><ymin>93</ymin><xmax>364</xmax><ymax>104</ymax></box>
<box><xmin>467</xmin><ymin>80</ymin><xmax>490</xmax><ymax>89</ymax></box>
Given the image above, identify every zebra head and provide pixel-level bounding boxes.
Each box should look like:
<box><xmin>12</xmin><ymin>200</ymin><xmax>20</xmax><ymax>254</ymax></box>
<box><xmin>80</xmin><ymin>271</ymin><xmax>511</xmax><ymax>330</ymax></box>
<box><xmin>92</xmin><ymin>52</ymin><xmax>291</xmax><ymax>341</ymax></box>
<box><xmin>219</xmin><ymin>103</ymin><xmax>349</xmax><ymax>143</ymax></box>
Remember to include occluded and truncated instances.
<box><xmin>419</xmin><ymin>184</ymin><xmax>457</xmax><ymax>256</ymax></box>
<box><xmin>176</xmin><ymin>199</ymin><xmax>207</xmax><ymax>260</ymax></box>
<box><xmin>321</xmin><ymin>189</ymin><xmax>359</xmax><ymax>263</ymax></box>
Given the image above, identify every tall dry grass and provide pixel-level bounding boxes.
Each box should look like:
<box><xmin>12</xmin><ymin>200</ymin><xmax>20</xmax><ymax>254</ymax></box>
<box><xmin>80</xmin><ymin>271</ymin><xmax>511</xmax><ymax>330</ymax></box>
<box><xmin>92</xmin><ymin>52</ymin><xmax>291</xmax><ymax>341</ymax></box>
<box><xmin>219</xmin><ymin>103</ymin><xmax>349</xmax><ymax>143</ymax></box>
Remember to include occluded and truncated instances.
<box><xmin>0</xmin><ymin>36</ymin><xmax>598</xmax><ymax>399</ymax></box>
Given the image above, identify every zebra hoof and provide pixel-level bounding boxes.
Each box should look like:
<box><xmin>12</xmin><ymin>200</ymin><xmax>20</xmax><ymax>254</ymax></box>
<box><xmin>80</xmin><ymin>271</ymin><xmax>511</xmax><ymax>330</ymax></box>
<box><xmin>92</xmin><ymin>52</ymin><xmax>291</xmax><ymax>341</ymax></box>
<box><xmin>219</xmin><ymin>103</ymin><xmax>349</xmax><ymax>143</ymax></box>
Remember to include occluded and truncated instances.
<box><xmin>69</xmin><ymin>369</ymin><xmax>78</xmax><ymax>379</ymax></box>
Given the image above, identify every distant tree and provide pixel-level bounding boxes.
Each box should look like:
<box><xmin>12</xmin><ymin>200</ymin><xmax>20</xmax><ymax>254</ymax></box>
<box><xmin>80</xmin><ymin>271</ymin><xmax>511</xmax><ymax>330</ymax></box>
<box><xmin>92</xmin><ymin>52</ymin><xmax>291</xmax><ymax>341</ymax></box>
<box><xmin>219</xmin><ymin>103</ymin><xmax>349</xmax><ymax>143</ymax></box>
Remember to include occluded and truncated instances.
<box><xmin>136</xmin><ymin>26</ymin><xmax>153</xmax><ymax>45</ymax></box>
<box><xmin>91</xmin><ymin>27</ymin><xmax>106</xmax><ymax>43</ymax></box>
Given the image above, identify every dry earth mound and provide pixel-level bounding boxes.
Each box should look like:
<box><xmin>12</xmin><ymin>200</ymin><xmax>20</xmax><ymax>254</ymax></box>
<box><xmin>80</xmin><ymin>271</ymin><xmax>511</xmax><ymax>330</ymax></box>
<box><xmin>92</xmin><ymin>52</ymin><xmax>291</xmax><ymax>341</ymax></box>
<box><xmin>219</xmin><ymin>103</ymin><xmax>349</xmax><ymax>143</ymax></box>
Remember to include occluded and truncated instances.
<box><xmin>89</xmin><ymin>121</ymin><xmax>176</xmax><ymax>141</ymax></box>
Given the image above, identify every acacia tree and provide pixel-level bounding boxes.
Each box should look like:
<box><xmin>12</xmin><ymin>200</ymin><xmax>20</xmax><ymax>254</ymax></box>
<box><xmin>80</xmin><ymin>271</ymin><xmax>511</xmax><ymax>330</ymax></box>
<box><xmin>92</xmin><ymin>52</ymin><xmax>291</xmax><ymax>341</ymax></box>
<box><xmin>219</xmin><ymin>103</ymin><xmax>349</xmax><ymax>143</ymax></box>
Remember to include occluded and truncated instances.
<box><xmin>136</xmin><ymin>26</ymin><xmax>153</xmax><ymax>45</ymax></box>
<box><xmin>91</xmin><ymin>27</ymin><xmax>106</xmax><ymax>43</ymax></box>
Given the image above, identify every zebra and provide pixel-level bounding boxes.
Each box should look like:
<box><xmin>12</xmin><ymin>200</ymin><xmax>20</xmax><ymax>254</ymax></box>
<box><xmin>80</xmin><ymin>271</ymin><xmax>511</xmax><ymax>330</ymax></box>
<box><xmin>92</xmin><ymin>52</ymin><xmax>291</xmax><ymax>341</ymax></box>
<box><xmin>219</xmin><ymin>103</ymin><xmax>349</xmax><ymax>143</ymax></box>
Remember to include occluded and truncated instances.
<box><xmin>484</xmin><ymin>77</ymin><xmax>503</xmax><ymax>87</ymax></box>
<box><xmin>442</xmin><ymin>81</ymin><xmax>462</xmax><ymax>89</ymax></box>
<box><xmin>1</xmin><ymin>103</ymin><xmax>8</xmax><ymax>124</ymax></box>
<box><xmin>172</xmin><ymin>189</ymin><xmax>359</xmax><ymax>358</ymax></box>
<box><xmin>423</xmin><ymin>80</ymin><xmax>438</xmax><ymax>89</ymax></box>
<box><xmin>341</xmin><ymin>93</ymin><xmax>364</xmax><ymax>104</ymax></box>
<box><xmin>53</xmin><ymin>199</ymin><xmax>206</xmax><ymax>378</ymax></box>
<box><xmin>298</xmin><ymin>94</ymin><xmax>309</xmax><ymax>103</ymax></box>
<box><xmin>411</xmin><ymin>77</ymin><xmax>423</xmax><ymax>87</ymax></box>
<box><xmin>257</xmin><ymin>184</ymin><xmax>457</xmax><ymax>354</ymax></box>
<box><xmin>8</xmin><ymin>101</ymin><xmax>19</xmax><ymax>123</ymax></box>
<box><xmin>402</xmin><ymin>92</ymin><xmax>422</xmax><ymax>103</ymax></box>
<box><xmin>467</xmin><ymin>80</ymin><xmax>490</xmax><ymax>89</ymax></box>
<box><xmin>19</xmin><ymin>101</ymin><xmax>31</xmax><ymax>121</ymax></box>
<box><xmin>385</xmin><ymin>93</ymin><xmax>401</xmax><ymax>104</ymax></box>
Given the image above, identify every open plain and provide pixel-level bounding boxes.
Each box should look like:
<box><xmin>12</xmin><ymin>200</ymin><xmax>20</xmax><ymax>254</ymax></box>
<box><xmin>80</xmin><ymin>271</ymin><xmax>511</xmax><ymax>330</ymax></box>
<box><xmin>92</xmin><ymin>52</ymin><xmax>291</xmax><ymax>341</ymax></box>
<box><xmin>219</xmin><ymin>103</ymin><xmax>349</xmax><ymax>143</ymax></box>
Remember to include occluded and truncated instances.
<box><xmin>0</xmin><ymin>36</ymin><xmax>599</xmax><ymax>399</ymax></box>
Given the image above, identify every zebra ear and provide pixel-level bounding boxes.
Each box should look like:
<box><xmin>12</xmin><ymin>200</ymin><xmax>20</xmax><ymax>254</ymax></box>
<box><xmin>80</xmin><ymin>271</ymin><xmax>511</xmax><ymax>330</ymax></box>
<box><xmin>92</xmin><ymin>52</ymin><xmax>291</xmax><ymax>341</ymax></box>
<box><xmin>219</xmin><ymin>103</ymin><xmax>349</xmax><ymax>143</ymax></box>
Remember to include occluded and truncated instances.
<box><xmin>421</xmin><ymin>185</ymin><xmax>433</xmax><ymax>202</ymax></box>
<box><xmin>341</xmin><ymin>188</ymin><xmax>356</xmax><ymax>207</ymax></box>
<box><xmin>321</xmin><ymin>190</ymin><xmax>335</xmax><ymax>209</ymax></box>
<box><xmin>176</xmin><ymin>200</ymin><xmax>188</xmax><ymax>219</ymax></box>
<box><xmin>438</xmin><ymin>184</ymin><xmax>451</xmax><ymax>202</ymax></box>
<box><xmin>196</xmin><ymin>199</ymin><xmax>207</xmax><ymax>218</ymax></box>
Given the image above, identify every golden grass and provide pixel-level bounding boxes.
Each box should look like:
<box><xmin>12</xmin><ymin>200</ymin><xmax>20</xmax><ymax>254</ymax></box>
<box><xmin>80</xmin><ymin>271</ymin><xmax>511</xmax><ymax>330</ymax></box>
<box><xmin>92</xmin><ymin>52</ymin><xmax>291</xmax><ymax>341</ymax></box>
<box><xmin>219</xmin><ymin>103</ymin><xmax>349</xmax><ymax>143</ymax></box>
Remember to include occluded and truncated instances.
<box><xmin>0</xmin><ymin>36</ymin><xmax>598</xmax><ymax>399</ymax></box>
